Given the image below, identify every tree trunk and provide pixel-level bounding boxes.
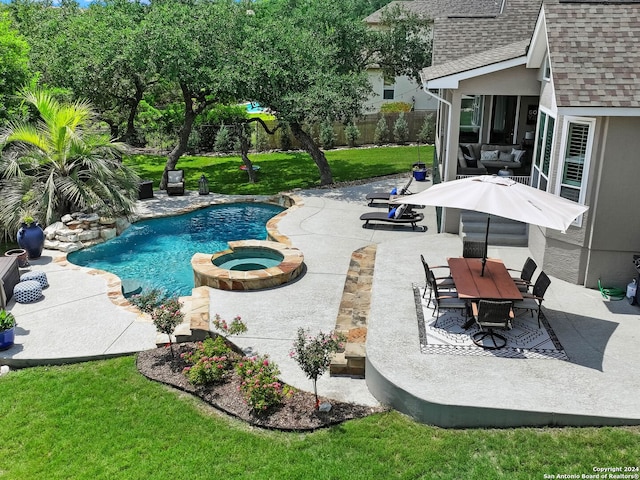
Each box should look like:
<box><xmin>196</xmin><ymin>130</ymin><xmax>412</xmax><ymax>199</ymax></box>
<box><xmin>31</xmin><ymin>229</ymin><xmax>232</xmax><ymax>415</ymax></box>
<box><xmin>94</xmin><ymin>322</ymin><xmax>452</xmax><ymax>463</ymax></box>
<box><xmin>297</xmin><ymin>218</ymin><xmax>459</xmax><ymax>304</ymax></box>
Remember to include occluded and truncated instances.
<box><xmin>290</xmin><ymin>122</ymin><xmax>333</xmax><ymax>185</ymax></box>
<box><xmin>119</xmin><ymin>77</ymin><xmax>145</xmax><ymax>147</ymax></box>
<box><xmin>239</xmin><ymin>124</ymin><xmax>257</xmax><ymax>183</ymax></box>
<box><xmin>160</xmin><ymin>83</ymin><xmax>199</xmax><ymax>190</ymax></box>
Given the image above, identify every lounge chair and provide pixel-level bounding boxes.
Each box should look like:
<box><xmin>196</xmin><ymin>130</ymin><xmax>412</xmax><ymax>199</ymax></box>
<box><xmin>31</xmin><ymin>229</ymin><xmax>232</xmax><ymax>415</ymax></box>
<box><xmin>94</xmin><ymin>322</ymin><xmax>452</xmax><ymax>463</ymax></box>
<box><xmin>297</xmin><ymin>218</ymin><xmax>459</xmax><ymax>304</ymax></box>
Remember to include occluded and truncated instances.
<box><xmin>365</xmin><ymin>176</ymin><xmax>413</xmax><ymax>206</ymax></box>
<box><xmin>166</xmin><ymin>169</ymin><xmax>185</xmax><ymax>196</ymax></box>
<box><xmin>360</xmin><ymin>204</ymin><xmax>424</xmax><ymax>230</ymax></box>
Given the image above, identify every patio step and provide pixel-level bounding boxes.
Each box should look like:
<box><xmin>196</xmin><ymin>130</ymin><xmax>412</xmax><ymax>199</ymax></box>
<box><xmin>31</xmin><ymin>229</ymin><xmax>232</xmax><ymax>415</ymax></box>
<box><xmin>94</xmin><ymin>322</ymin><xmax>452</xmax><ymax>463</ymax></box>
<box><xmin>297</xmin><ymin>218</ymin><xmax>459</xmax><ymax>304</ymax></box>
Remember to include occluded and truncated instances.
<box><xmin>329</xmin><ymin>244</ymin><xmax>376</xmax><ymax>378</ymax></box>
<box><xmin>155</xmin><ymin>287</ymin><xmax>211</xmax><ymax>346</ymax></box>
<box><xmin>460</xmin><ymin>211</ymin><xmax>528</xmax><ymax>246</ymax></box>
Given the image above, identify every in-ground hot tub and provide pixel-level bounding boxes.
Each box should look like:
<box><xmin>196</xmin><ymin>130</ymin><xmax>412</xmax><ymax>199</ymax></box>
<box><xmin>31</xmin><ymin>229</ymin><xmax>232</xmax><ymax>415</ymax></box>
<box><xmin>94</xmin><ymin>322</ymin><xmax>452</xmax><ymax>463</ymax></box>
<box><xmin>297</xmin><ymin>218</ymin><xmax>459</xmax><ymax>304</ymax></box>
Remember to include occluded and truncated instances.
<box><xmin>192</xmin><ymin>240</ymin><xmax>304</xmax><ymax>291</ymax></box>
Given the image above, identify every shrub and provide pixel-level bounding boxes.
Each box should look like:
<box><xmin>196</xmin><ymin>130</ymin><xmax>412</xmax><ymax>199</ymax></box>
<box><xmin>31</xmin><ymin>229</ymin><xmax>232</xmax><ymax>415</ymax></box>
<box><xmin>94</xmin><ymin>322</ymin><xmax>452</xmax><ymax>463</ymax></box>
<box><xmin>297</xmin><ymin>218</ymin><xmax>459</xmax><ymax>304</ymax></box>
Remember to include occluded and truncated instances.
<box><xmin>129</xmin><ymin>289</ymin><xmax>166</xmax><ymax>313</ymax></box>
<box><xmin>417</xmin><ymin>113</ymin><xmax>436</xmax><ymax>144</ymax></box>
<box><xmin>373</xmin><ymin>116</ymin><xmax>389</xmax><ymax>145</ymax></box>
<box><xmin>236</xmin><ymin>355</ymin><xmax>290</xmax><ymax>412</ymax></box>
<box><xmin>279</xmin><ymin>125</ymin><xmax>292</xmax><ymax>151</ymax></box>
<box><xmin>319</xmin><ymin>120</ymin><xmax>336</xmax><ymax>149</ymax></box>
<box><xmin>212</xmin><ymin>314</ymin><xmax>247</xmax><ymax>337</ymax></box>
<box><xmin>181</xmin><ymin>337</ymin><xmax>234</xmax><ymax>385</ymax></box>
<box><xmin>393</xmin><ymin>112</ymin><xmax>410</xmax><ymax>145</ymax></box>
<box><xmin>214</xmin><ymin>124</ymin><xmax>234</xmax><ymax>153</ymax></box>
<box><xmin>380</xmin><ymin>102</ymin><xmax>412</xmax><ymax>113</ymax></box>
<box><xmin>290</xmin><ymin>328</ymin><xmax>346</xmax><ymax>409</ymax></box>
<box><xmin>344</xmin><ymin>122</ymin><xmax>361</xmax><ymax>147</ymax></box>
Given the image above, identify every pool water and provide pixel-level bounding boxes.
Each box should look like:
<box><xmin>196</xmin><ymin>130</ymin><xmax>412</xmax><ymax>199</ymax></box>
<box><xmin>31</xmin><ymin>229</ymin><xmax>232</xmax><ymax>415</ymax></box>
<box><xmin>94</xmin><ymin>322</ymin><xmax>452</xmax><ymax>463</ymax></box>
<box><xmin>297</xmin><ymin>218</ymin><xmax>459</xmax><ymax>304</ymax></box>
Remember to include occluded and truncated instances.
<box><xmin>213</xmin><ymin>249</ymin><xmax>284</xmax><ymax>271</ymax></box>
<box><xmin>68</xmin><ymin>203</ymin><xmax>284</xmax><ymax>297</ymax></box>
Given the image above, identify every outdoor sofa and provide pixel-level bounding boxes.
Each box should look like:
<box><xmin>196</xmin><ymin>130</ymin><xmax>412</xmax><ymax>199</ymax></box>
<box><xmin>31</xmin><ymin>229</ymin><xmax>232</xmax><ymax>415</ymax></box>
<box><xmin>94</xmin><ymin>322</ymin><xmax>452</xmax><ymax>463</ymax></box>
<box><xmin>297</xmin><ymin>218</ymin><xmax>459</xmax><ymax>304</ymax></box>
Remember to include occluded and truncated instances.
<box><xmin>457</xmin><ymin>143</ymin><xmax>526</xmax><ymax>175</ymax></box>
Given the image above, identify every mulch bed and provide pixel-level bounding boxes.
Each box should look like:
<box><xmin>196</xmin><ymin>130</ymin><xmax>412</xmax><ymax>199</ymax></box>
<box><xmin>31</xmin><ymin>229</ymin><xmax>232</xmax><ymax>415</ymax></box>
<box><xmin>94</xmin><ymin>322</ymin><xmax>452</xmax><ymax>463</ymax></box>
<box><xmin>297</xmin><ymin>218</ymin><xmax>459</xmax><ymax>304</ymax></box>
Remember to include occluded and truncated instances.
<box><xmin>136</xmin><ymin>343</ymin><xmax>385</xmax><ymax>431</ymax></box>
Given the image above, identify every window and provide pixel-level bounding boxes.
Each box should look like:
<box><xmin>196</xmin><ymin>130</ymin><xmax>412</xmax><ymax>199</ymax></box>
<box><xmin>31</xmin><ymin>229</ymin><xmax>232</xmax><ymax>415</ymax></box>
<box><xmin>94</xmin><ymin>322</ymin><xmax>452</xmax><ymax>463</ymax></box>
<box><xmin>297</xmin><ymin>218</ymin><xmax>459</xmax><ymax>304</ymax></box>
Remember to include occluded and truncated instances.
<box><xmin>459</xmin><ymin>95</ymin><xmax>483</xmax><ymax>143</ymax></box>
<box><xmin>543</xmin><ymin>55</ymin><xmax>551</xmax><ymax>81</ymax></box>
<box><xmin>557</xmin><ymin>118</ymin><xmax>594</xmax><ymax>213</ymax></box>
<box><xmin>383</xmin><ymin>75</ymin><xmax>395</xmax><ymax>100</ymax></box>
<box><xmin>531</xmin><ymin>109</ymin><xmax>555</xmax><ymax>191</ymax></box>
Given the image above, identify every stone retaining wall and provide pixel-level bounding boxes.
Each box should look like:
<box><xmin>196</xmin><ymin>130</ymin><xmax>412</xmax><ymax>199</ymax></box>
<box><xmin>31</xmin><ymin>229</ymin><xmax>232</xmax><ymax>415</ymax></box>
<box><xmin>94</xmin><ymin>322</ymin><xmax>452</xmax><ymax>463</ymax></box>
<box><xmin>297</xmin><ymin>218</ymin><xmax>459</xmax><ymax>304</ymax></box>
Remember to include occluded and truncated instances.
<box><xmin>44</xmin><ymin>213</ymin><xmax>131</xmax><ymax>253</ymax></box>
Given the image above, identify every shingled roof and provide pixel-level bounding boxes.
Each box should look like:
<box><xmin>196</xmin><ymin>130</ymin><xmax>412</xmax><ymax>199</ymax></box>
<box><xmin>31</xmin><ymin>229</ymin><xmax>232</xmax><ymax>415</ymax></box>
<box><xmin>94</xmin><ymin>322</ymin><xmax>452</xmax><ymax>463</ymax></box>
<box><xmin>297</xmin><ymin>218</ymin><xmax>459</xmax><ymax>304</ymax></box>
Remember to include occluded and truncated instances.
<box><xmin>421</xmin><ymin>40</ymin><xmax>529</xmax><ymax>83</ymax></box>
<box><xmin>364</xmin><ymin>0</ymin><xmax>502</xmax><ymax>24</ymax></box>
<box><xmin>544</xmin><ymin>0</ymin><xmax>640</xmax><ymax>108</ymax></box>
<box><xmin>431</xmin><ymin>0</ymin><xmax>542</xmax><ymax>64</ymax></box>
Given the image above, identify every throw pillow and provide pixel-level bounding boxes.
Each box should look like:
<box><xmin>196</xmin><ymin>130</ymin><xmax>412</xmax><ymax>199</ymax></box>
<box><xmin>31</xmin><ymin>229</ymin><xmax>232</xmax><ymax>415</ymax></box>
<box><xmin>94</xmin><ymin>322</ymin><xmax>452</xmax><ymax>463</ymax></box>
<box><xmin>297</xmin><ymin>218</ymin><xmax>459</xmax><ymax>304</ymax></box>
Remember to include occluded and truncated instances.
<box><xmin>480</xmin><ymin>150</ymin><xmax>499</xmax><ymax>161</ymax></box>
<box><xmin>460</xmin><ymin>144</ymin><xmax>472</xmax><ymax>158</ymax></box>
<box><xmin>390</xmin><ymin>188</ymin><xmax>398</xmax><ymax>195</ymax></box>
<box><xmin>461</xmin><ymin>144</ymin><xmax>477</xmax><ymax>159</ymax></box>
<box><xmin>464</xmin><ymin>155</ymin><xmax>478</xmax><ymax>168</ymax></box>
<box><xmin>388</xmin><ymin>208</ymin><xmax>397</xmax><ymax>218</ymax></box>
<box><xmin>499</xmin><ymin>152</ymin><xmax>515</xmax><ymax>162</ymax></box>
<box><xmin>394</xmin><ymin>204</ymin><xmax>407</xmax><ymax>219</ymax></box>
<box><xmin>511</xmin><ymin>148</ymin><xmax>526</xmax><ymax>163</ymax></box>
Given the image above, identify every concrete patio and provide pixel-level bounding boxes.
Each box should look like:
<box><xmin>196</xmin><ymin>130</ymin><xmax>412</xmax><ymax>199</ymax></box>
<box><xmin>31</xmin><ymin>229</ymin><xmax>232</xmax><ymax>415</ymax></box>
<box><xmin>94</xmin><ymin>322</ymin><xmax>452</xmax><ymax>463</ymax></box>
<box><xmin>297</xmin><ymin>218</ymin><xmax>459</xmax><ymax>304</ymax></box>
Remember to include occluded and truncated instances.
<box><xmin>2</xmin><ymin>175</ymin><xmax>639</xmax><ymax>428</ymax></box>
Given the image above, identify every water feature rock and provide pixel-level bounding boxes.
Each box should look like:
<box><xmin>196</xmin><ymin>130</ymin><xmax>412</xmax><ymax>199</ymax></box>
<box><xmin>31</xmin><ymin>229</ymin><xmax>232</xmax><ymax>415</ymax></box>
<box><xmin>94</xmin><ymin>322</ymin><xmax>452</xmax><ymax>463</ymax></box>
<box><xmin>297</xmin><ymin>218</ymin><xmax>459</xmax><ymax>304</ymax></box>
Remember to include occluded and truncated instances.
<box><xmin>61</xmin><ymin>214</ymin><xmax>73</xmax><ymax>223</ymax></box>
<box><xmin>78</xmin><ymin>230</ymin><xmax>100</xmax><ymax>241</ymax></box>
<box><xmin>100</xmin><ymin>228</ymin><xmax>117</xmax><ymax>241</ymax></box>
<box><xmin>44</xmin><ymin>222</ymin><xmax>64</xmax><ymax>240</ymax></box>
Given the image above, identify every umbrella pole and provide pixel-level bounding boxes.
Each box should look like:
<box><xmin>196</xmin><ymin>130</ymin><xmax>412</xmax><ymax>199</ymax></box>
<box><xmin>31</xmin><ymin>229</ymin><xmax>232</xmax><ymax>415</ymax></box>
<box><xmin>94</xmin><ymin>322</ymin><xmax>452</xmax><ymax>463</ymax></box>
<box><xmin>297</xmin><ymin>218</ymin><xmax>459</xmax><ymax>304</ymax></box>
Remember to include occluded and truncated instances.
<box><xmin>481</xmin><ymin>216</ymin><xmax>491</xmax><ymax>276</ymax></box>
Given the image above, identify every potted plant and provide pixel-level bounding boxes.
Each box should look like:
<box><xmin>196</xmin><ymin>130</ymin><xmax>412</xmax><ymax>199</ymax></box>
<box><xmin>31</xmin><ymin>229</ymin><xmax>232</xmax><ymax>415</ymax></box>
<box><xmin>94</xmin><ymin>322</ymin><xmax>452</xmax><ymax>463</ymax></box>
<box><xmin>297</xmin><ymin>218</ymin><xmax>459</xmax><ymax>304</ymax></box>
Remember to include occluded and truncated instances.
<box><xmin>17</xmin><ymin>214</ymin><xmax>45</xmax><ymax>260</ymax></box>
<box><xmin>0</xmin><ymin>309</ymin><xmax>16</xmax><ymax>350</ymax></box>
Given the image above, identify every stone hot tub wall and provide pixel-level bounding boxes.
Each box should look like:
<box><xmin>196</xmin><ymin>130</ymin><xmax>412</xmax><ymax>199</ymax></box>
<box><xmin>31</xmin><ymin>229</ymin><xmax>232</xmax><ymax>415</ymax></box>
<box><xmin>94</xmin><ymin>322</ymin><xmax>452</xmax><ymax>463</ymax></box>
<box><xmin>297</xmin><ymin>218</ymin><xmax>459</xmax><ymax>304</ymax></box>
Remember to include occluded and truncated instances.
<box><xmin>191</xmin><ymin>240</ymin><xmax>304</xmax><ymax>291</ymax></box>
<box><xmin>43</xmin><ymin>213</ymin><xmax>131</xmax><ymax>254</ymax></box>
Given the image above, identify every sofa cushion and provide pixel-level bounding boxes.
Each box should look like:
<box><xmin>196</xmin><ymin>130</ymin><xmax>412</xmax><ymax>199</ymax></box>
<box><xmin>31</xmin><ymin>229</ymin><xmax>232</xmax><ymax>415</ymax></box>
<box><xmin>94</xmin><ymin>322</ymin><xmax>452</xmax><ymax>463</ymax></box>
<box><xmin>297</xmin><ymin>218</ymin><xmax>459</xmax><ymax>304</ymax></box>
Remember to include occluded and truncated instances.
<box><xmin>461</xmin><ymin>143</ymin><xmax>479</xmax><ymax>159</ymax></box>
<box><xmin>480</xmin><ymin>150</ymin><xmax>500</xmax><ymax>161</ymax></box>
<box><xmin>464</xmin><ymin>156</ymin><xmax>478</xmax><ymax>168</ymax></box>
<box><xmin>458</xmin><ymin>147</ymin><xmax>468</xmax><ymax>168</ymax></box>
<box><xmin>498</xmin><ymin>152</ymin><xmax>515</xmax><ymax>162</ymax></box>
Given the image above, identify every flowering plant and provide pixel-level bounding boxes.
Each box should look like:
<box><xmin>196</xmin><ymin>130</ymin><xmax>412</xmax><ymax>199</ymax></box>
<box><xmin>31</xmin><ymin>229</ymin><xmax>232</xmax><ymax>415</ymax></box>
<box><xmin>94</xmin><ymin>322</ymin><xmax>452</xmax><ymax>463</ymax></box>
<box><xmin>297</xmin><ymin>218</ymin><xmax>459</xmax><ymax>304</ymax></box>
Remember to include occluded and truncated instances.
<box><xmin>151</xmin><ymin>297</ymin><xmax>183</xmax><ymax>357</ymax></box>
<box><xmin>181</xmin><ymin>337</ymin><xmax>235</xmax><ymax>385</ymax></box>
<box><xmin>212</xmin><ymin>314</ymin><xmax>247</xmax><ymax>337</ymax></box>
<box><xmin>290</xmin><ymin>328</ymin><xmax>346</xmax><ymax>409</ymax></box>
<box><xmin>235</xmin><ymin>355</ymin><xmax>291</xmax><ymax>412</ymax></box>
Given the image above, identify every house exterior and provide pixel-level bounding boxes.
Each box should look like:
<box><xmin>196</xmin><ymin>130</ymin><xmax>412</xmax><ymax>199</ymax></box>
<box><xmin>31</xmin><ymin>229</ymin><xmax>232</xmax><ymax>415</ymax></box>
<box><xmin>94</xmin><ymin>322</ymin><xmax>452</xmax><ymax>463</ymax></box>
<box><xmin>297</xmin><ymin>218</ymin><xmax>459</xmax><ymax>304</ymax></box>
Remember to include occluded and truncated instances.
<box><xmin>421</xmin><ymin>0</ymin><xmax>640</xmax><ymax>288</ymax></box>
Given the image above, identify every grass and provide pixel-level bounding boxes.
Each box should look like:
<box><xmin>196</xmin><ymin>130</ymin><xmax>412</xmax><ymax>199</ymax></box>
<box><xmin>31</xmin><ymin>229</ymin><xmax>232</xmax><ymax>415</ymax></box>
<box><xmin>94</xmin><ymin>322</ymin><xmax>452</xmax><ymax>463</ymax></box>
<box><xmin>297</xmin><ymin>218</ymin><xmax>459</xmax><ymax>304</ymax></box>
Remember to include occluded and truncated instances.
<box><xmin>0</xmin><ymin>357</ymin><xmax>638</xmax><ymax>479</ymax></box>
<box><xmin>124</xmin><ymin>145</ymin><xmax>432</xmax><ymax>195</ymax></box>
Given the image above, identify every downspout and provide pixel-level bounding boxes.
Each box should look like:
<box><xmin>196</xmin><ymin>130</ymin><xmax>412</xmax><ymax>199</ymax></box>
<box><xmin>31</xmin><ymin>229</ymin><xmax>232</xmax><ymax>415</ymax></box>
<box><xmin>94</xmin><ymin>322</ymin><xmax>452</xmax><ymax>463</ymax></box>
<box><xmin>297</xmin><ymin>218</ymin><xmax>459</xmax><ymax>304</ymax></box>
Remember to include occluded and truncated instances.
<box><xmin>422</xmin><ymin>87</ymin><xmax>453</xmax><ymax>181</ymax></box>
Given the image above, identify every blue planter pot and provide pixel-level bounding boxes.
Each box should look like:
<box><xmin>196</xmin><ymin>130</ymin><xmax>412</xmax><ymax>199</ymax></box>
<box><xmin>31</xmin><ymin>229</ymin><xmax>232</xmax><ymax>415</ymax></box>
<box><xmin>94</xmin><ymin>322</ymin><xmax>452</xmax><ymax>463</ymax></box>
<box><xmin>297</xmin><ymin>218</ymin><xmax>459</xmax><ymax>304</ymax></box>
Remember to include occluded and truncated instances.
<box><xmin>0</xmin><ymin>327</ymin><xmax>15</xmax><ymax>351</ymax></box>
<box><xmin>17</xmin><ymin>223</ymin><xmax>45</xmax><ymax>259</ymax></box>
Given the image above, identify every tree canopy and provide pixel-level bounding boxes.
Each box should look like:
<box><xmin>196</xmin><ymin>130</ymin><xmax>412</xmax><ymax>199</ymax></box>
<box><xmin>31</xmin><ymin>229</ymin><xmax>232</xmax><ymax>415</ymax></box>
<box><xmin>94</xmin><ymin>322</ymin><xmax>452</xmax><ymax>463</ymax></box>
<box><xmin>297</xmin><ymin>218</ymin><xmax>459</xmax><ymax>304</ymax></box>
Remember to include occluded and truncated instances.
<box><xmin>0</xmin><ymin>11</ymin><xmax>32</xmax><ymax>125</ymax></box>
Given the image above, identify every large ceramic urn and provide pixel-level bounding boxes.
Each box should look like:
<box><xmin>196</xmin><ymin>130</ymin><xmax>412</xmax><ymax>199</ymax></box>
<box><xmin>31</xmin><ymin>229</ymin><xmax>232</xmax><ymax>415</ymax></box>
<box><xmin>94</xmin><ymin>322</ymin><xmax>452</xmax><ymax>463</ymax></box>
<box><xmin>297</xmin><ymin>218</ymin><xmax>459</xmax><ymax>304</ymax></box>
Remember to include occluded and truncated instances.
<box><xmin>17</xmin><ymin>222</ymin><xmax>45</xmax><ymax>259</ymax></box>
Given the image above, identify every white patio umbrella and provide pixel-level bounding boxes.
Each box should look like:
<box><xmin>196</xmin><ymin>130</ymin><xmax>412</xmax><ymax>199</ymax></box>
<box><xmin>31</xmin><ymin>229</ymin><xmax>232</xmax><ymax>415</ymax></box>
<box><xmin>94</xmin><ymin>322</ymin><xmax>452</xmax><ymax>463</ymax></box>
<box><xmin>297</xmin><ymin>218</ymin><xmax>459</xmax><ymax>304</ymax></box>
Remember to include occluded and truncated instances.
<box><xmin>391</xmin><ymin>175</ymin><xmax>589</xmax><ymax>274</ymax></box>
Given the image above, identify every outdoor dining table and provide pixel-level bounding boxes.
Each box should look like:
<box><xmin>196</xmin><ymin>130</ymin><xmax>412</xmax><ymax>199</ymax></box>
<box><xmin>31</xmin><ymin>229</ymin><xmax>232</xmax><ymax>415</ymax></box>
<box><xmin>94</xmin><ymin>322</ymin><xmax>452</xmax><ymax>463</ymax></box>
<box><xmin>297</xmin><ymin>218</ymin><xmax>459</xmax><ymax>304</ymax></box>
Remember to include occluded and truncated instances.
<box><xmin>447</xmin><ymin>257</ymin><xmax>523</xmax><ymax>328</ymax></box>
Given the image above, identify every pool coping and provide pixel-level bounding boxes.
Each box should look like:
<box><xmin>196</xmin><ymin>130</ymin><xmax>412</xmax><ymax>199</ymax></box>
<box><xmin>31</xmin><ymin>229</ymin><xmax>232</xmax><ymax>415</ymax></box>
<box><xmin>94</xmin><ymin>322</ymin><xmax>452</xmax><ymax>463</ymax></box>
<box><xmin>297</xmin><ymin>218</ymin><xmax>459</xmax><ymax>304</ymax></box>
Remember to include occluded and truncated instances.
<box><xmin>60</xmin><ymin>192</ymin><xmax>304</xmax><ymax>312</ymax></box>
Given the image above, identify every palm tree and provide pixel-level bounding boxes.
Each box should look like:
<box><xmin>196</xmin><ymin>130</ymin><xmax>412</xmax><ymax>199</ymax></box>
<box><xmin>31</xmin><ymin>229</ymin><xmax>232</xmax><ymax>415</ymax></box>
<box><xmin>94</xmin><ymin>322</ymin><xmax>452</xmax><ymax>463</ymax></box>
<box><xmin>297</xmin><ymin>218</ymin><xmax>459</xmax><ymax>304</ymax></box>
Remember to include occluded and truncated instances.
<box><xmin>0</xmin><ymin>89</ymin><xmax>140</xmax><ymax>231</ymax></box>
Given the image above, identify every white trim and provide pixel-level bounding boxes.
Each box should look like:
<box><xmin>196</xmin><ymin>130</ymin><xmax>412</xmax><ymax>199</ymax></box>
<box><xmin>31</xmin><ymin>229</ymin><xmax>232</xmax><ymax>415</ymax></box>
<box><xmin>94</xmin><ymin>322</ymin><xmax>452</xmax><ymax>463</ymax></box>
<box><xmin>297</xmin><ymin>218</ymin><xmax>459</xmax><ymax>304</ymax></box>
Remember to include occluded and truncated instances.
<box><xmin>426</xmin><ymin>57</ymin><xmax>527</xmax><ymax>89</ymax></box>
<box><xmin>526</xmin><ymin>8</ymin><xmax>547</xmax><ymax>69</ymax></box>
<box><xmin>554</xmin><ymin>116</ymin><xmax>596</xmax><ymax>228</ymax></box>
<box><xmin>558</xmin><ymin>107</ymin><xmax>640</xmax><ymax>117</ymax></box>
<box><xmin>531</xmin><ymin>105</ymin><xmax>556</xmax><ymax>193</ymax></box>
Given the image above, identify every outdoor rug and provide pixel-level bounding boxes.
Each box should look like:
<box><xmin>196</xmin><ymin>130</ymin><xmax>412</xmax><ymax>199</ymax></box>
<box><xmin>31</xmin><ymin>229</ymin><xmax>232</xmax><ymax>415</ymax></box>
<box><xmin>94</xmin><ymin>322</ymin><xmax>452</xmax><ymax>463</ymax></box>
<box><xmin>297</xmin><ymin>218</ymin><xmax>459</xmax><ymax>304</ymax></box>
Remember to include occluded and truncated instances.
<box><xmin>413</xmin><ymin>284</ymin><xmax>569</xmax><ymax>360</ymax></box>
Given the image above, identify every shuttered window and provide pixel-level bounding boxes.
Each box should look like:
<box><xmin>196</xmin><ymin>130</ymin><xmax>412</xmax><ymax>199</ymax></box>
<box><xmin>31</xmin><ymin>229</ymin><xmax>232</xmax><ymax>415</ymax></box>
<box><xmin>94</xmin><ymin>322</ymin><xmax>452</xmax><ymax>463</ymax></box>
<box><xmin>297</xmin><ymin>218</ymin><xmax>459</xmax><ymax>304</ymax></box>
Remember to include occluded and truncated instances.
<box><xmin>559</xmin><ymin>120</ymin><xmax>592</xmax><ymax>204</ymax></box>
<box><xmin>558</xmin><ymin>118</ymin><xmax>594</xmax><ymax>225</ymax></box>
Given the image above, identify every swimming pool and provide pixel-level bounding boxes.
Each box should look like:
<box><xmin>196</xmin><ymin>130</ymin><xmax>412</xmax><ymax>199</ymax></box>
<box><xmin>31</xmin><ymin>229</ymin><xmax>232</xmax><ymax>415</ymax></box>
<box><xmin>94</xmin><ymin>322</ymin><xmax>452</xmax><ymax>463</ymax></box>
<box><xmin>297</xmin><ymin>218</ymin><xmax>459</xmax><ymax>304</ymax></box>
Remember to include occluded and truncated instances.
<box><xmin>68</xmin><ymin>202</ymin><xmax>285</xmax><ymax>297</ymax></box>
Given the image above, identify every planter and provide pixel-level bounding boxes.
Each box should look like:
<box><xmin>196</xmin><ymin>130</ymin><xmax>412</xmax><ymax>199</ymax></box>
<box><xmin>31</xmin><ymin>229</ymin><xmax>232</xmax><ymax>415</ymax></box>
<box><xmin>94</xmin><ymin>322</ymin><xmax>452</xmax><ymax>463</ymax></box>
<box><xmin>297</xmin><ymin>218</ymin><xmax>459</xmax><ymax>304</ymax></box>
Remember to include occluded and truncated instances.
<box><xmin>4</xmin><ymin>248</ymin><xmax>29</xmax><ymax>268</ymax></box>
<box><xmin>412</xmin><ymin>169</ymin><xmax>428</xmax><ymax>182</ymax></box>
<box><xmin>0</xmin><ymin>326</ymin><xmax>15</xmax><ymax>350</ymax></box>
<box><xmin>17</xmin><ymin>222</ymin><xmax>45</xmax><ymax>259</ymax></box>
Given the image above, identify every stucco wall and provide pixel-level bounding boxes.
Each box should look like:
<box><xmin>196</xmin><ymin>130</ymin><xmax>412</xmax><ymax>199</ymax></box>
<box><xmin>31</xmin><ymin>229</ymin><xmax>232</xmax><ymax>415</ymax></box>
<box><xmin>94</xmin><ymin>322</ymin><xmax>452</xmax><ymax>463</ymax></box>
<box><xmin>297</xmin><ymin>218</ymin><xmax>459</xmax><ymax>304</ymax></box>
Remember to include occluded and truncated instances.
<box><xmin>365</xmin><ymin>70</ymin><xmax>438</xmax><ymax>113</ymax></box>
<box><xmin>582</xmin><ymin>116</ymin><xmax>640</xmax><ymax>288</ymax></box>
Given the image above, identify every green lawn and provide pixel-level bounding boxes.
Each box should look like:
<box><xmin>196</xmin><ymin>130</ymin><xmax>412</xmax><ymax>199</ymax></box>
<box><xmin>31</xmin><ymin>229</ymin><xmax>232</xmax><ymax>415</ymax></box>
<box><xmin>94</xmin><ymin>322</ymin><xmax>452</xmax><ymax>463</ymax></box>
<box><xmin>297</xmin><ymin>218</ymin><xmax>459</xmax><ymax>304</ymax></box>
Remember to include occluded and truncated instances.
<box><xmin>0</xmin><ymin>357</ymin><xmax>637</xmax><ymax>479</ymax></box>
<box><xmin>124</xmin><ymin>145</ymin><xmax>432</xmax><ymax>195</ymax></box>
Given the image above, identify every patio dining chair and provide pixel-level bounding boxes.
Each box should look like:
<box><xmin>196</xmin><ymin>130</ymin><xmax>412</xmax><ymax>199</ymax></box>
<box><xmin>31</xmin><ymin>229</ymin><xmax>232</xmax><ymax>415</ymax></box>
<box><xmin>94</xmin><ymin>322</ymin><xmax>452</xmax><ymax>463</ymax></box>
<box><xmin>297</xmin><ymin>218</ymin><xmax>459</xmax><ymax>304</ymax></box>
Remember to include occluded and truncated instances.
<box><xmin>508</xmin><ymin>257</ymin><xmax>537</xmax><ymax>292</ymax></box>
<box><xmin>513</xmin><ymin>271</ymin><xmax>551</xmax><ymax>328</ymax></box>
<box><xmin>420</xmin><ymin>255</ymin><xmax>455</xmax><ymax>308</ymax></box>
<box><xmin>471</xmin><ymin>300</ymin><xmax>514</xmax><ymax>350</ymax></box>
<box><xmin>428</xmin><ymin>271</ymin><xmax>468</xmax><ymax>327</ymax></box>
<box><xmin>462</xmin><ymin>239</ymin><xmax>486</xmax><ymax>259</ymax></box>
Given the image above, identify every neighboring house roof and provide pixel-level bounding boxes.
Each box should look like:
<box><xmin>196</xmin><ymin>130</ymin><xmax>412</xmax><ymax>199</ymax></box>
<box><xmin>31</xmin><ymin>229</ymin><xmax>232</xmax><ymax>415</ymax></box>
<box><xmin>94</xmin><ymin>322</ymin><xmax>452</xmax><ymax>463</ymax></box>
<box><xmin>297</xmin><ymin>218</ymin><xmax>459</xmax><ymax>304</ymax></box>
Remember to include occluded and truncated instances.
<box><xmin>364</xmin><ymin>0</ymin><xmax>502</xmax><ymax>24</ymax></box>
<box><xmin>543</xmin><ymin>0</ymin><xmax>640</xmax><ymax>109</ymax></box>
<box><xmin>421</xmin><ymin>40</ymin><xmax>529</xmax><ymax>86</ymax></box>
<box><xmin>432</xmin><ymin>0</ymin><xmax>542</xmax><ymax>64</ymax></box>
